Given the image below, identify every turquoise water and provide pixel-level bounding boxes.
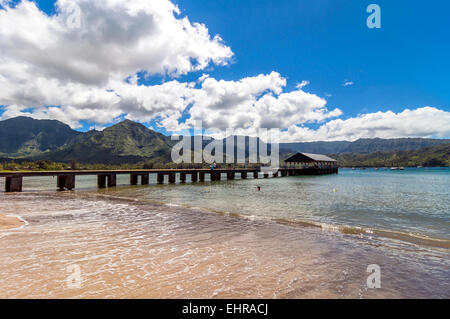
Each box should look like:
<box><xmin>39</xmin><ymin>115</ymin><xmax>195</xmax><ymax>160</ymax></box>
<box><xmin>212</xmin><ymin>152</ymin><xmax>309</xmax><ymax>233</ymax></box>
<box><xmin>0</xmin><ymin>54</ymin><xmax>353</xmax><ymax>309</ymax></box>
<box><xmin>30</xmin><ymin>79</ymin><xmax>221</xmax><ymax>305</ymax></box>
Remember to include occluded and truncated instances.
<box><xmin>97</xmin><ymin>167</ymin><xmax>450</xmax><ymax>245</ymax></box>
<box><xmin>1</xmin><ymin>168</ymin><xmax>450</xmax><ymax>245</ymax></box>
<box><xmin>1</xmin><ymin>168</ymin><xmax>449</xmax><ymax>244</ymax></box>
<box><xmin>0</xmin><ymin>168</ymin><xmax>448</xmax><ymax>298</ymax></box>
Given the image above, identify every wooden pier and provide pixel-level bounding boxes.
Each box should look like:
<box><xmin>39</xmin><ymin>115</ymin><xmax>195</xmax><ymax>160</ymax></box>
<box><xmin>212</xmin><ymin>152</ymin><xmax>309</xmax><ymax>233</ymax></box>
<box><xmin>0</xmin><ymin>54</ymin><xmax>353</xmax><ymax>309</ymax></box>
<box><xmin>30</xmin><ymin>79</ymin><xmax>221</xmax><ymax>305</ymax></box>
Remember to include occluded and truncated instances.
<box><xmin>0</xmin><ymin>167</ymin><xmax>338</xmax><ymax>192</ymax></box>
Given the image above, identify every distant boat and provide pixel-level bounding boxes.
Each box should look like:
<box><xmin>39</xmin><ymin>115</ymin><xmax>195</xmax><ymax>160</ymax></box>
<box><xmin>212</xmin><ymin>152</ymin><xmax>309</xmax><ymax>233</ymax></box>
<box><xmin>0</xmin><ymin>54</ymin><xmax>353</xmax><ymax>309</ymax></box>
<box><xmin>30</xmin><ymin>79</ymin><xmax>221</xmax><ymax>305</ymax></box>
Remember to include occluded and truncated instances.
<box><xmin>391</xmin><ymin>167</ymin><xmax>400</xmax><ymax>170</ymax></box>
<box><xmin>417</xmin><ymin>166</ymin><xmax>423</xmax><ymax>168</ymax></box>
<box><xmin>399</xmin><ymin>167</ymin><xmax>405</xmax><ymax>170</ymax></box>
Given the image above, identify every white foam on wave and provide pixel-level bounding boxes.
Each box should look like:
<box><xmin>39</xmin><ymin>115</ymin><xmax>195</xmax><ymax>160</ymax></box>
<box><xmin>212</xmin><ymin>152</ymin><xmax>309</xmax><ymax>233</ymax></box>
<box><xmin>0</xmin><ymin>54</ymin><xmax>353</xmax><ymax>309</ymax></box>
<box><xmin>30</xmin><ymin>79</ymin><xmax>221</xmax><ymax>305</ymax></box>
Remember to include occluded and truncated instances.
<box><xmin>165</xmin><ymin>203</ymin><xmax>182</xmax><ymax>208</ymax></box>
<box><xmin>4</xmin><ymin>214</ymin><xmax>28</xmax><ymax>230</ymax></box>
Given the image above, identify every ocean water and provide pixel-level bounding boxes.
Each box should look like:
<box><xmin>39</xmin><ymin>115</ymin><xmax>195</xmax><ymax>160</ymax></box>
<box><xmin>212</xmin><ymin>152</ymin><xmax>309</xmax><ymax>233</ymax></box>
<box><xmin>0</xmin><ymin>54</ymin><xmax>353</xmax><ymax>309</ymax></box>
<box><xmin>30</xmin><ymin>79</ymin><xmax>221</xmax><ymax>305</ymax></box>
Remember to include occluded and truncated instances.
<box><xmin>0</xmin><ymin>168</ymin><xmax>449</xmax><ymax>298</ymax></box>
<box><xmin>99</xmin><ymin>168</ymin><xmax>450</xmax><ymax>246</ymax></box>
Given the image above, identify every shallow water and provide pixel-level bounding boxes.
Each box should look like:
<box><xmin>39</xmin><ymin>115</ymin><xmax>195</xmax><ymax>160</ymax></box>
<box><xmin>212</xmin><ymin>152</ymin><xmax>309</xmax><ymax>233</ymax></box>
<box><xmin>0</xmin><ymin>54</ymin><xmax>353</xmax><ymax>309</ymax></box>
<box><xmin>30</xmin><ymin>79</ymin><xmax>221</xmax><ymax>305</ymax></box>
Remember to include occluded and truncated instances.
<box><xmin>0</xmin><ymin>168</ymin><xmax>449</xmax><ymax>298</ymax></box>
<box><xmin>3</xmin><ymin>168</ymin><xmax>447</xmax><ymax>244</ymax></box>
<box><xmin>99</xmin><ymin>168</ymin><xmax>450</xmax><ymax>246</ymax></box>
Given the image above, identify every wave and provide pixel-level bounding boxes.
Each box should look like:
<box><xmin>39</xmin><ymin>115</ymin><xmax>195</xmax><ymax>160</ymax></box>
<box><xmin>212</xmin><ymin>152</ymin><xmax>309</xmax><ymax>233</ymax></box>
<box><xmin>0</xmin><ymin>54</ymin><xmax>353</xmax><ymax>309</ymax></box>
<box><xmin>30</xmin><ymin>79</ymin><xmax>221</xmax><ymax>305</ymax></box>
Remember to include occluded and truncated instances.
<box><xmin>77</xmin><ymin>191</ymin><xmax>450</xmax><ymax>250</ymax></box>
<box><xmin>9</xmin><ymin>214</ymin><xmax>29</xmax><ymax>229</ymax></box>
<box><xmin>271</xmin><ymin>217</ymin><xmax>450</xmax><ymax>249</ymax></box>
<box><xmin>0</xmin><ymin>214</ymin><xmax>28</xmax><ymax>233</ymax></box>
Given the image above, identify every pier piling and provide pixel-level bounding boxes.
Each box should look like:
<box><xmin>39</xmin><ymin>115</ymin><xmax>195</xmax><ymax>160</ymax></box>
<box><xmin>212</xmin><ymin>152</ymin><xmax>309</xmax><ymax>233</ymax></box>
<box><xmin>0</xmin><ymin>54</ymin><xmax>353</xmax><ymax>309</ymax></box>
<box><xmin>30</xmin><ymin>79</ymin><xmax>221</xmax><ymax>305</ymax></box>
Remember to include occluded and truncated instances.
<box><xmin>57</xmin><ymin>174</ymin><xmax>75</xmax><ymax>191</ymax></box>
<box><xmin>5</xmin><ymin>176</ymin><xmax>22</xmax><ymax>192</ymax></box>
<box><xmin>98</xmin><ymin>173</ymin><xmax>117</xmax><ymax>188</ymax></box>
<box><xmin>130</xmin><ymin>174</ymin><xmax>139</xmax><ymax>185</ymax></box>
<box><xmin>141</xmin><ymin>174</ymin><xmax>150</xmax><ymax>185</ymax></box>
<box><xmin>157</xmin><ymin>173</ymin><xmax>164</xmax><ymax>184</ymax></box>
<box><xmin>97</xmin><ymin>174</ymin><xmax>107</xmax><ymax>188</ymax></box>
<box><xmin>108</xmin><ymin>174</ymin><xmax>117</xmax><ymax>187</ymax></box>
<box><xmin>2</xmin><ymin>166</ymin><xmax>338</xmax><ymax>192</ymax></box>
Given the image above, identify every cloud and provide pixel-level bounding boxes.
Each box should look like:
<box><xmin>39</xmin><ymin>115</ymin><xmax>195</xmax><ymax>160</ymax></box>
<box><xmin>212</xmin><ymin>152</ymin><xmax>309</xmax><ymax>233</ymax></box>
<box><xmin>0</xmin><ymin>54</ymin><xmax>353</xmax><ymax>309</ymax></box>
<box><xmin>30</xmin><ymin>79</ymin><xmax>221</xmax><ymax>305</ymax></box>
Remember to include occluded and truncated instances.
<box><xmin>0</xmin><ymin>0</ymin><xmax>233</xmax><ymax>126</ymax></box>
<box><xmin>343</xmin><ymin>81</ymin><xmax>354</xmax><ymax>87</ymax></box>
<box><xmin>0</xmin><ymin>0</ymin><xmax>233</xmax><ymax>83</ymax></box>
<box><xmin>119</xmin><ymin>72</ymin><xmax>342</xmax><ymax>134</ymax></box>
<box><xmin>279</xmin><ymin>107</ymin><xmax>450</xmax><ymax>142</ymax></box>
<box><xmin>0</xmin><ymin>0</ymin><xmax>449</xmax><ymax>143</ymax></box>
<box><xmin>198</xmin><ymin>74</ymin><xmax>210</xmax><ymax>82</ymax></box>
<box><xmin>0</xmin><ymin>0</ymin><xmax>12</xmax><ymax>8</ymax></box>
<box><xmin>296</xmin><ymin>80</ymin><xmax>310</xmax><ymax>89</ymax></box>
<box><xmin>182</xmin><ymin>72</ymin><xmax>341</xmax><ymax>134</ymax></box>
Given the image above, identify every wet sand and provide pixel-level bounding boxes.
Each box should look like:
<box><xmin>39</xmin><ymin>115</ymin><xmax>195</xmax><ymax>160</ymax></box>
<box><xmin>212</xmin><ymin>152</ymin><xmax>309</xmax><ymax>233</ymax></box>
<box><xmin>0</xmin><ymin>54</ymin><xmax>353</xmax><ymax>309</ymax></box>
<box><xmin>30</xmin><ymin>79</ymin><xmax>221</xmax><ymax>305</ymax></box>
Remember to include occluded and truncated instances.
<box><xmin>0</xmin><ymin>192</ymin><xmax>448</xmax><ymax>299</ymax></box>
<box><xmin>0</xmin><ymin>213</ymin><xmax>24</xmax><ymax>230</ymax></box>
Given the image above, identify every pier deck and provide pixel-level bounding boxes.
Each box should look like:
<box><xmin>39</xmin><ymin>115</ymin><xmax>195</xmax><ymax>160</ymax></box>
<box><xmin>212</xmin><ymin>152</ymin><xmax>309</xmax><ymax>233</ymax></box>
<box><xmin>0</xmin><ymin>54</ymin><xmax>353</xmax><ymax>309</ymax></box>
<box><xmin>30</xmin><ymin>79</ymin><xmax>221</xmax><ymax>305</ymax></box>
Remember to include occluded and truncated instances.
<box><xmin>0</xmin><ymin>167</ymin><xmax>338</xmax><ymax>192</ymax></box>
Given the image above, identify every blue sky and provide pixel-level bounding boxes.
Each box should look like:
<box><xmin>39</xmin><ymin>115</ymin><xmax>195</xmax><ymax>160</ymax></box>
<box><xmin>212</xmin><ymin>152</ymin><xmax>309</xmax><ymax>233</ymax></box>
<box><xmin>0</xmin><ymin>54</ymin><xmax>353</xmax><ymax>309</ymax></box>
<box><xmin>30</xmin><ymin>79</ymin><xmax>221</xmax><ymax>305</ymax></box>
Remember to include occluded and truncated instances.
<box><xmin>174</xmin><ymin>0</ymin><xmax>450</xmax><ymax>116</ymax></box>
<box><xmin>0</xmin><ymin>0</ymin><xmax>449</xmax><ymax>141</ymax></box>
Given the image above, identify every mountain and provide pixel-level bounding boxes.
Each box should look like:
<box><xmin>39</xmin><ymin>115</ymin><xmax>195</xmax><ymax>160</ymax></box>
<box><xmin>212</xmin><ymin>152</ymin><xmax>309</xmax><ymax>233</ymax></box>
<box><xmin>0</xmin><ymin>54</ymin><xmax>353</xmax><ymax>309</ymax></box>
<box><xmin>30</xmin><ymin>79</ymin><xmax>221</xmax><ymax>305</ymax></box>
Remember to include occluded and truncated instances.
<box><xmin>0</xmin><ymin>116</ymin><xmax>449</xmax><ymax>165</ymax></box>
<box><xmin>0</xmin><ymin>116</ymin><xmax>80</xmax><ymax>157</ymax></box>
<box><xmin>340</xmin><ymin>138</ymin><xmax>450</xmax><ymax>153</ymax></box>
<box><xmin>332</xmin><ymin>143</ymin><xmax>450</xmax><ymax>167</ymax></box>
<box><xmin>280</xmin><ymin>141</ymin><xmax>351</xmax><ymax>154</ymax></box>
<box><xmin>37</xmin><ymin>120</ymin><xmax>175</xmax><ymax>164</ymax></box>
<box><xmin>280</xmin><ymin>138</ymin><xmax>450</xmax><ymax>154</ymax></box>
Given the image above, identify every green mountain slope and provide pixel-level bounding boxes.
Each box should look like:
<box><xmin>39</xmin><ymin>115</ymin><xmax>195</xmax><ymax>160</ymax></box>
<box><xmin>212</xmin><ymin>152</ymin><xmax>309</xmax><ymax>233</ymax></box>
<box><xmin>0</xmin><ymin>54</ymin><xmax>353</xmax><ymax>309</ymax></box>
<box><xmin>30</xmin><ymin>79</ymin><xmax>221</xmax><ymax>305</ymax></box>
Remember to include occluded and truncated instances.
<box><xmin>280</xmin><ymin>141</ymin><xmax>351</xmax><ymax>154</ymax></box>
<box><xmin>37</xmin><ymin>120</ymin><xmax>175</xmax><ymax>164</ymax></box>
<box><xmin>0</xmin><ymin>116</ymin><xmax>80</xmax><ymax>157</ymax></box>
<box><xmin>341</xmin><ymin>138</ymin><xmax>450</xmax><ymax>153</ymax></box>
<box><xmin>0</xmin><ymin>117</ymin><xmax>449</xmax><ymax>166</ymax></box>
<box><xmin>332</xmin><ymin>143</ymin><xmax>450</xmax><ymax>167</ymax></box>
<box><xmin>280</xmin><ymin>138</ymin><xmax>450</xmax><ymax>154</ymax></box>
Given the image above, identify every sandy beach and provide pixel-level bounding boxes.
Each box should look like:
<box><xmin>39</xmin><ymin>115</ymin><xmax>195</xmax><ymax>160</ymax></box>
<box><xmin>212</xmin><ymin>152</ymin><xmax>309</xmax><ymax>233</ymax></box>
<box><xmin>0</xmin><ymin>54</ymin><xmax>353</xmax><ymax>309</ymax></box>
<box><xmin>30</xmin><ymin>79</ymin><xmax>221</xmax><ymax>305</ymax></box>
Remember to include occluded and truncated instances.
<box><xmin>0</xmin><ymin>213</ymin><xmax>24</xmax><ymax>230</ymax></box>
<box><xmin>0</xmin><ymin>190</ymin><xmax>448</xmax><ymax>299</ymax></box>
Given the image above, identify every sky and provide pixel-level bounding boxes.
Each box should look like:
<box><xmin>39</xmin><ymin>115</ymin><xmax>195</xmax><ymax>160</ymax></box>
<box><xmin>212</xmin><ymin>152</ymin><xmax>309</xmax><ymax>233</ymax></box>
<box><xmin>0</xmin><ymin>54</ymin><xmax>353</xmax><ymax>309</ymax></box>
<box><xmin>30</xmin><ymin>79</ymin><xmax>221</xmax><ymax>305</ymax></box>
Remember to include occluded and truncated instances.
<box><xmin>0</xmin><ymin>0</ymin><xmax>449</xmax><ymax>142</ymax></box>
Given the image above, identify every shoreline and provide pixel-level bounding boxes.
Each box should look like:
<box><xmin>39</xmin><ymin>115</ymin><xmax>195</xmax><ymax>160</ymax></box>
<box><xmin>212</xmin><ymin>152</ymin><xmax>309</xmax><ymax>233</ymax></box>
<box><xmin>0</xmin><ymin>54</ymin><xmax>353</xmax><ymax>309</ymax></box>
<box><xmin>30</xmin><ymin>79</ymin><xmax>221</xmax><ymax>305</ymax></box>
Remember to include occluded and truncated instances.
<box><xmin>0</xmin><ymin>213</ymin><xmax>25</xmax><ymax>230</ymax></box>
<box><xmin>0</xmin><ymin>191</ymin><xmax>448</xmax><ymax>298</ymax></box>
<box><xmin>78</xmin><ymin>191</ymin><xmax>450</xmax><ymax>250</ymax></box>
<box><xmin>3</xmin><ymin>188</ymin><xmax>450</xmax><ymax>249</ymax></box>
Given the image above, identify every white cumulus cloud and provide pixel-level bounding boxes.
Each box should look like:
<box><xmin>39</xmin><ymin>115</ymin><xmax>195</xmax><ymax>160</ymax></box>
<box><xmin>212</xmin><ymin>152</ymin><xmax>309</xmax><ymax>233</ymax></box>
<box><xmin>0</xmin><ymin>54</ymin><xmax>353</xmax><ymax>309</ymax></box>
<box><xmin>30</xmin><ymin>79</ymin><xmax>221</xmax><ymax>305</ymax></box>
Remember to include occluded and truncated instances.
<box><xmin>184</xmin><ymin>72</ymin><xmax>341</xmax><ymax>134</ymax></box>
<box><xmin>0</xmin><ymin>0</ymin><xmax>449</xmax><ymax>142</ymax></box>
<box><xmin>296</xmin><ymin>80</ymin><xmax>310</xmax><ymax>89</ymax></box>
<box><xmin>0</xmin><ymin>0</ymin><xmax>233</xmax><ymax>126</ymax></box>
<box><xmin>279</xmin><ymin>107</ymin><xmax>450</xmax><ymax>142</ymax></box>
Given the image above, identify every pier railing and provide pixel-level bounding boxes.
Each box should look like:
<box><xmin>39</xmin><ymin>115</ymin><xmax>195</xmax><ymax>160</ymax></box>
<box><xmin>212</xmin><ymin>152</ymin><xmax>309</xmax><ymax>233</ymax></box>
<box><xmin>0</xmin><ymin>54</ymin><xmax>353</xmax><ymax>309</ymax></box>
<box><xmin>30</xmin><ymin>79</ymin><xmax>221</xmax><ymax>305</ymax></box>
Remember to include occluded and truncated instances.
<box><xmin>0</xmin><ymin>167</ymin><xmax>338</xmax><ymax>192</ymax></box>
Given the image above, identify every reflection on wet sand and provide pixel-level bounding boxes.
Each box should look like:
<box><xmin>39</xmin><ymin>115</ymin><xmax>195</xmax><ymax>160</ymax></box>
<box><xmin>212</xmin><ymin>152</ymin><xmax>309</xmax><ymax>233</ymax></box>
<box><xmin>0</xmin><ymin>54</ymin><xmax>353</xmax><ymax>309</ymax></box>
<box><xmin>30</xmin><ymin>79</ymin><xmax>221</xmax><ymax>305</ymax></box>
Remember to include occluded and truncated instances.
<box><xmin>0</xmin><ymin>192</ymin><xmax>448</xmax><ymax>299</ymax></box>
